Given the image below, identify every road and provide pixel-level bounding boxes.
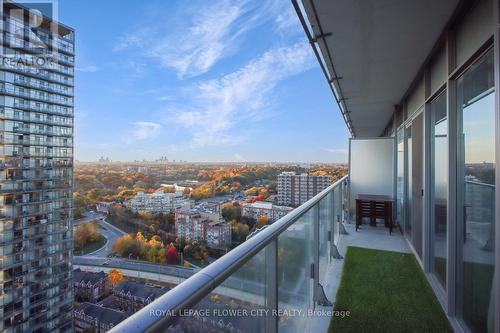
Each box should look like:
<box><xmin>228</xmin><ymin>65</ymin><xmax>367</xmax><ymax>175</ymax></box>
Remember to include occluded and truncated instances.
<box><xmin>73</xmin><ymin>211</ymin><xmax>104</xmax><ymax>225</ymax></box>
<box><xmin>74</xmin><ymin>212</ymin><xmax>127</xmax><ymax>258</ymax></box>
<box><xmin>73</xmin><ymin>256</ymin><xmax>197</xmax><ymax>279</ymax></box>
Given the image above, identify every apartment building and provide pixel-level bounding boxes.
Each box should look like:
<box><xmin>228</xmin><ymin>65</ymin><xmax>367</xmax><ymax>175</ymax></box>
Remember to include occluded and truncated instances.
<box><xmin>111</xmin><ymin>281</ymin><xmax>166</xmax><ymax>314</ymax></box>
<box><xmin>126</xmin><ymin>191</ymin><xmax>192</xmax><ymax>213</ymax></box>
<box><xmin>175</xmin><ymin>209</ymin><xmax>231</xmax><ymax>248</ymax></box>
<box><xmin>240</xmin><ymin>201</ymin><xmax>293</xmax><ymax>222</ymax></box>
<box><xmin>0</xmin><ymin>2</ymin><xmax>74</xmax><ymax>332</ymax></box>
<box><xmin>73</xmin><ymin>302</ymin><xmax>126</xmax><ymax>333</ymax></box>
<box><xmin>73</xmin><ymin>269</ymin><xmax>107</xmax><ymax>303</ymax></box>
<box><xmin>277</xmin><ymin>171</ymin><xmax>332</xmax><ymax>206</ymax></box>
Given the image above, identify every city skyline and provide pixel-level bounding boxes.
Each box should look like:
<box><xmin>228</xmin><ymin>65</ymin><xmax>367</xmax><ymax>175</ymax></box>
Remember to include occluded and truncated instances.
<box><xmin>61</xmin><ymin>0</ymin><xmax>350</xmax><ymax>163</ymax></box>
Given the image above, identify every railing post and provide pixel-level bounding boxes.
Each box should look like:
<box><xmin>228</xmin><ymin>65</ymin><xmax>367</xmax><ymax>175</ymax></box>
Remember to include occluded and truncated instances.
<box><xmin>339</xmin><ymin>182</ymin><xmax>348</xmax><ymax>235</ymax></box>
<box><xmin>313</xmin><ymin>204</ymin><xmax>319</xmax><ymax>306</ymax></box>
<box><xmin>313</xmin><ymin>203</ymin><xmax>332</xmax><ymax>306</ymax></box>
<box><xmin>265</xmin><ymin>240</ymin><xmax>278</xmax><ymax>333</ymax></box>
<box><xmin>331</xmin><ymin>188</ymin><xmax>343</xmax><ymax>259</ymax></box>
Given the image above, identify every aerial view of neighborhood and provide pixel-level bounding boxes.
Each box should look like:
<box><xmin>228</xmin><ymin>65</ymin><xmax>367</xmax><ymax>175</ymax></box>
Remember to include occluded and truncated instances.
<box><xmin>72</xmin><ymin>160</ymin><xmax>347</xmax><ymax>330</ymax></box>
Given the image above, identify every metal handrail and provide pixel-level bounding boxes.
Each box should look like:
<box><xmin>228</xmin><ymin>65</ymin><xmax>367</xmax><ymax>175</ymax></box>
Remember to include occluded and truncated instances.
<box><xmin>465</xmin><ymin>179</ymin><xmax>496</xmax><ymax>189</ymax></box>
<box><xmin>110</xmin><ymin>175</ymin><xmax>348</xmax><ymax>333</ymax></box>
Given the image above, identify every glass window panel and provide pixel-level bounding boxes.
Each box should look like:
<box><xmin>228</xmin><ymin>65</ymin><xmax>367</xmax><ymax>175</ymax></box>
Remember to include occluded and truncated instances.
<box><xmin>334</xmin><ymin>185</ymin><xmax>342</xmax><ymax>244</ymax></box>
<box><xmin>431</xmin><ymin>91</ymin><xmax>448</xmax><ymax>289</ymax></box>
<box><xmin>457</xmin><ymin>48</ymin><xmax>495</xmax><ymax>333</ymax></box>
<box><xmin>397</xmin><ymin>128</ymin><xmax>405</xmax><ymax>226</ymax></box>
<box><xmin>167</xmin><ymin>249</ymin><xmax>267</xmax><ymax>332</ymax></box>
<box><xmin>319</xmin><ymin>193</ymin><xmax>333</xmax><ymax>284</ymax></box>
<box><xmin>405</xmin><ymin>125</ymin><xmax>413</xmax><ymax>238</ymax></box>
<box><xmin>278</xmin><ymin>209</ymin><xmax>313</xmax><ymax>332</ymax></box>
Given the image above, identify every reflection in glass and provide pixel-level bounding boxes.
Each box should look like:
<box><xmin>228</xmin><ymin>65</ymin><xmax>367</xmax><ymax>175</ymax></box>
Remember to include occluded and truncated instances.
<box><xmin>278</xmin><ymin>210</ymin><xmax>313</xmax><ymax>332</ymax></box>
<box><xmin>167</xmin><ymin>249</ymin><xmax>267</xmax><ymax>333</ymax></box>
<box><xmin>431</xmin><ymin>91</ymin><xmax>447</xmax><ymax>289</ymax></box>
<box><xmin>457</xmin><ymin>48</ymin><xmax>495</xmax><ymax>333</ymax></box>
<box><xmin>405</xmin><ymin>125</ymin><xmax>413</xmax><ymax>239</ymax></box>
<box><xmin>318</xmin><ymin>192</ymin><xmax>333</xmax><ymax>284</ymax></box>
<box><xmin>397</xmin><ymin>128</ymin><xmax>404</xmax><ymax>226</ymax></box>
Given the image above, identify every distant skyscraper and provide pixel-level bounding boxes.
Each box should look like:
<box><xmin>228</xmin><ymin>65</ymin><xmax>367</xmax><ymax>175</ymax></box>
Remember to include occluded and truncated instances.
<box><xmin>0</xmin><ymin>2</ymin><xmax>74</xmax><ymax>332</ymax></box>
<box><xmin>277</xmin><ymin>172</ymin><xmax>332</xmax><ymax>206</ymax></box>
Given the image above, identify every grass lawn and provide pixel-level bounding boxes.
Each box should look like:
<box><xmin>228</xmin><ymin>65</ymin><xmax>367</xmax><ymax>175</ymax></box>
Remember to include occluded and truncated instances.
<box><xmin>330</xmin><ymin>246</ymin><xmax>453</xmax><ymax>333</ymax></box>
<box><xmin>74</xmin><ymin>234</ymin><xmax>107</xmax><ymax>255</ymax></box>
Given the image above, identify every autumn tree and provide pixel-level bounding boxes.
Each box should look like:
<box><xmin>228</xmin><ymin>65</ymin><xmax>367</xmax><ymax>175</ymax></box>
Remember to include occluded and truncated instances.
<box><xmin>73</xmin><ymin>192</ymin><xmax>91</xmax><ymax>218</ymax></box>
<box><xmin>231</xmin><ymin>220</ymin><xmax>249</xmax><ymax>243</ymax></box>
<box><xmin>256</xmin><ymin>215</ymin><xmax>269</xmax><ymax>229</ymax></box>
<box><xmin>221</xmin><ymin>202</ymin><xmax>242</xmax><ymax>222</ymax></box>
<box><xmin>108</xmin><ymin>269</ymin><xmax>124</xmax><ymax>287</ymax></box>
<box><xmin>74</xmin><ymin>221</ymin><xmax>101</xmax><ymax>249</ymax></box>
<box><xmin>165</xmin><ymin>244</ymin><xmax>179</xmax><ymax>264</ymax></box>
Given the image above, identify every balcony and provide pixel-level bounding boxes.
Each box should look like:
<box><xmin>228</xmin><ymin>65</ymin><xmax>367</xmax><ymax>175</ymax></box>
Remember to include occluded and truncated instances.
<box><xmin>107</xmin><ymin>1</ymin><xmax>499</xmax><ymax>332</ymax></box>
<box><xmin>110</xmin><ymin>174</ymin><xmax>456</xmax><ymax>333</ymax></box>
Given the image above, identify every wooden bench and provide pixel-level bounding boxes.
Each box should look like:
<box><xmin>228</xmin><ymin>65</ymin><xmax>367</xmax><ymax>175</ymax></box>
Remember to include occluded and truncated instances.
<box><xmin>355</xmin><ymin>194</ymin><xmax>394</xmax><ymax>234</ymax></box>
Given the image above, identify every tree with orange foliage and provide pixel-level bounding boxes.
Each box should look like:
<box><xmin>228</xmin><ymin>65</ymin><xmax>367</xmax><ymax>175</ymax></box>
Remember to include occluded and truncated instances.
<box><xmin>148</xmin><ymin>235</ymin><xmax>164</xmax><ymax>248</ymax></box>
<box><xmin>135</xmin><ymin>232</ymin><xmax>148</xmax><ymax>244</ymax></box>
<box><xmin>256</xmin><ymin>215</ymin><xmax>269</xmax><ymax>229</ymax></box>
<box><xmin>113</xmin><ymin>234</ymin><xmax>132</xmax><ymax>253</ymax></box>
<box><xmin>165</xmin><ymin>244</ymin><xmax>179</xmax><ymax>264</ymax></box>
<box><xmin>108</xmin><ymin>269</ymin><xmax>124</xmax><ymax>287</ymax></box>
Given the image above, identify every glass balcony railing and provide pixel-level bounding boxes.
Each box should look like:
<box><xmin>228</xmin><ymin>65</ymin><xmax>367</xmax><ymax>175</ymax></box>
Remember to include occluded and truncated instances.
<box><xmin>110</xmin><ymin>175</ymin><xmax>348</xmax><ymax>333</ymax></box>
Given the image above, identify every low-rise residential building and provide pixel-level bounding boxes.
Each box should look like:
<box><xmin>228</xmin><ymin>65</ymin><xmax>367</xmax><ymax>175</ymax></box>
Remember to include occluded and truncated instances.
<box><xmin>96</xmin><ymin>202</ymin><xmax>114</xmax><ymax>214</ymax></box>
<box><xmin>240</xmin><ymin>201</ymin><xmax>293</xmax><ymax>222</ymax></box>
<box><xmin>175</xmin><ymin>210</ymin><xmax>231</xmax><ymax>248</ymax></box>
<box><xmin>73</xmin><ymin>269</ymin><xmax>108</xmax><ymax>303</ymax></box>
<box><xmin>112</xmin><ymin>281</ymin><xmax>167</xmax><ymax>313</ymax></box>
<box><xmin>74</xmin><ymin>302</ymin><xmax>127</xmax><ymax>333</ymax></box>
<box><xmin>277</xmin><ymin>172</ymin><xmax>332</xmax><ymax>206</ymax></box>
<box><xmin>126</xmin><ymin>191</ymin><xmax>192</xmax><ymax>213</ymax></box>
<box><xmin>205</xmin><ymin>220</ymin><xmax>232</xmax><ymax>248</ymax></box>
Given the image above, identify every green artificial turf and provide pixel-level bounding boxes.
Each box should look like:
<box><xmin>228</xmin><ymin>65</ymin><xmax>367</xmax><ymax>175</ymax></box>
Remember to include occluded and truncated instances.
<box><xmin>329</xmin><ymin>246</ymin><xmax>453</xmax><ymax>333</ymax></box>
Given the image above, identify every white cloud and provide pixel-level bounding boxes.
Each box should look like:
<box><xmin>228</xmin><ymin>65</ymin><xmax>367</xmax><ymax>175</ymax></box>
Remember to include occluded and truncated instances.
<box><xmin>275</xmin><ymin>5</ymin><xmax>301</xmax><ymax>33</ymax></box>
<box><xmin>151</xmin><ymin>1</ymin><xmax>244</xmax><ymax>78</ymax></box>
<box><xmin>169</xmin><ymin>41</ymin><xmax>315</xmax><ymax>146</ymax></box>
<box><xmin>76</xmin><ymin>65</ymin><xmax>100</xmax><ymax>73</ymax></box>
<box><xmin>123</xmin><ymin>122</ymin><xmax>161</xmax><ymax>144</ymax></box>
<box><xmin>114</xmin><ymin>0</ymin><xmax>299</xmax><ymax>78</ymax></box>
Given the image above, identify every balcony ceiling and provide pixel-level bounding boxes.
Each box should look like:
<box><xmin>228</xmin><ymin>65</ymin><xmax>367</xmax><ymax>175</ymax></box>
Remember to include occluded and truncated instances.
<box><xmin>301</xmin><ymin>0</ymin><xmax>459</xmax><ymax>137</ymax></box>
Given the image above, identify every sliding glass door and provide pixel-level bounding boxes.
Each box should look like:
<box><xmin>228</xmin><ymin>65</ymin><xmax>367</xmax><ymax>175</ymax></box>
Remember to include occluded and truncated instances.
<box><xmin>405</xmin><ymin>125</ymin><xmax>413</xmax><ymax>239</ymax></box>
<box><xmin>457</xmin><ymin>48</ymin><xmax>496</xmax><ymax>333</ymax></box>
<box><xmin>397</xmin><ymin>128</ymin><xmax>404</xmax><ymax>226</ymax></box>
<box><xmin>405</xmin><ymin>112</ymin><xmax>423</xmax><ymax>259</ymax></box>
<box><xmin>430</xmin><ymin>91</ymin><xmax>448</xmax><ymax>289</ymax></box>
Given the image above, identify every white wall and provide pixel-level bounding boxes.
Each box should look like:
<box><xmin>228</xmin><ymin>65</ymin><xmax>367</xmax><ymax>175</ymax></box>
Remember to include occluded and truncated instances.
<box><xmin>349</xmin><ymin>138</ymin><xmax>395</xmax><ymax>218</ymax></box>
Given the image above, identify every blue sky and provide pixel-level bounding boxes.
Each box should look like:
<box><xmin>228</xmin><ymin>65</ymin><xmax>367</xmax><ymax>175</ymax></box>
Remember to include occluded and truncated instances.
<box><xmin>60</xmin><ymin>0</ymin><xmax>349</xmax><ymax>163</ymax></box>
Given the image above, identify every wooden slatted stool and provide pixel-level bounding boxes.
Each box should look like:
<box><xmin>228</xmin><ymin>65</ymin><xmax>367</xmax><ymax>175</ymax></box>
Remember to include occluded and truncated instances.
<box><xmin>355</xmin><ymin>194</ymin><xmax>394</xmax><ymax>234</ymax></box>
